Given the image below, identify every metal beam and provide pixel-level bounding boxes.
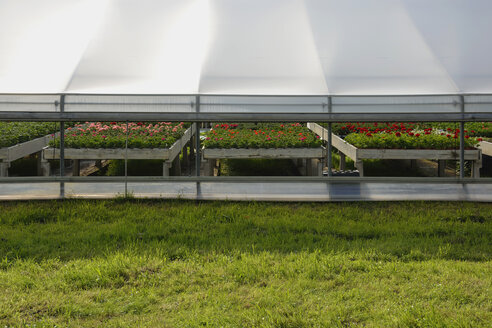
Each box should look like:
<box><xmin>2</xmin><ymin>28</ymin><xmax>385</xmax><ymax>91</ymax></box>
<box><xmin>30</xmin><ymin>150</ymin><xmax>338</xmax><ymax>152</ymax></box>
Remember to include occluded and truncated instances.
<box><xmin>326</xmin><ymin>96</ymin><xmax>333</xmax><ymax>176</ymax></box>
<box><xmin>460</xmin><ymin>96</ymin><xmax>466</xmax><ymax>179</ymax></box>
<box><xmin>1</xmin><ymin>111</ymin><xmax>492</xmax><ymax>122</ymax></box>
<box><xmin>59</xmin><ymin>95</ymin><xmax>65</xmax><ymax>198</ymax></box>
<box><xmin>195</xmin><ymin>96</ymin><xmax>201</xmax><ymax>177</ymax></box>
<box><xmin>1</xmin><ymin>176</ymin><xmax>491</xmax><ymax>184</ymax></box>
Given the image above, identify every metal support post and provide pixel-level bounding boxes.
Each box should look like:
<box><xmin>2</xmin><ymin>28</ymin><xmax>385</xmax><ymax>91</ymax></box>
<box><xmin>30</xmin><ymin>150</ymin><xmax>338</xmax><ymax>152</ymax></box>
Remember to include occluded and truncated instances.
<box><xmin>59</xmin><ymin>95</ymin><xmax>65</xmax><ymax>198</ymax></box>
<box><xmin>125</xmin><ymin>120</ymin><xmax>129</xmax><ymax>196</ymax></box>
<box><xmin>194</xmin><ymin>96</ymin><xmax>201</xmax><ymax>198</ymax></box>
<box><xmin>459</xmin><ymin>96</ymin><xmax>465</xmax><ymax>179</ymax></box>
<box><xmin>195</xmin><ymin>96</ymin><xmax>201</xmax><ymax>177</ymax></box>
<box><xmin>326</xmin><ymin>96</ymin><xmax>333</xmax><ymax>176</ymax></box>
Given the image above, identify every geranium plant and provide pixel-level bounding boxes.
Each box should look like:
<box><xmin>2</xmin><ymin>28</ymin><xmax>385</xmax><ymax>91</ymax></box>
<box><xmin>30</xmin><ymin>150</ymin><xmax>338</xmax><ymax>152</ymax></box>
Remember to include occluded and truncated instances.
<box><xmin>49</xmin><ymin>122</ymin><xmax>187</xmax><ymax>149</ymax></box>
<box><xmin>202</xmin><ymin>123</ymin><xmax>323</xmax><ymax>149</ymax></box>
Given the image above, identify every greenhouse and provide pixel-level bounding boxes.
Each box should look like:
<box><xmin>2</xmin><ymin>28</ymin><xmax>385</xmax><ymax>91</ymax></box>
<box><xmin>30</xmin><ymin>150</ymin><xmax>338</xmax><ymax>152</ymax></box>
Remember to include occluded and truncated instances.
<box><xmin>1</xmin><ymin>0</ymin><xmax>492</xmax><ymax>200</ymax></box>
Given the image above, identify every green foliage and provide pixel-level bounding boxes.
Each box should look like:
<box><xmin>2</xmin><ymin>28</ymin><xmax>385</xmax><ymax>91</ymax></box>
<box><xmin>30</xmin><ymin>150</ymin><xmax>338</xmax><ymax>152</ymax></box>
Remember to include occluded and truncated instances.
<box><xmin>432</xmin><ymin>122</ymin><xmax>492</xmax><ymax>138</ymax></box>
<box><xmin>202</xmin><ymin>123</ymin><xmax>323</xmax><ymax>149</ymax></box>
<box><xmin>327</xmin><ymin>122</ymin><xmax>488</xmax><ymax>149</ymax></box>
<box><xmin>49</xmin><ymin>122</ymin><xmax>186</xmax><ymax>149</ymax></box>
<box><xmin>0</xmin><ymin>122</ymin><xmax>59</xmax><ymax>148</ymax></box>
<box><xmin>329</xmin><ymin>122</ymin><xmax>423</xmax><ymax>135</ymax></box>
<box><xmin>106</xmin><ymin>159</ymin><xmax>165</xmax><ymax>176</ymax></box>
<box><xmin>345</xmin><ymin>131</ymin><xmax>478</xmax><ymax>149</ymax></box>
<box><xmin>219</xmin><ymin>159</ymin><xmax>300</xmax><ymax>176</ymax></box>
<box><xmin>0</xmin><ymin>201</ymin><xmax>491</xmax><ymax>327</ymax></box>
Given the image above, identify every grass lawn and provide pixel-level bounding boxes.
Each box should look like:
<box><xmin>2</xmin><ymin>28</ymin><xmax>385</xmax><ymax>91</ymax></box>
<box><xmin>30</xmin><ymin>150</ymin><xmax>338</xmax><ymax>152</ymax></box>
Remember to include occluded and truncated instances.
<box><xmin>0</xmin><ymin>201</ymin><xmax>490</xmax><ymax>327</ymax></box>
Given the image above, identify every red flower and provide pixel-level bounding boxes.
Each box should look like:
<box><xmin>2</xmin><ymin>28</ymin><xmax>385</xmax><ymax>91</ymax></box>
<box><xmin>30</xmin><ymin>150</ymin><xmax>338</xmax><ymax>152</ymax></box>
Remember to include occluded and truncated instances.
<box><xmin>395</xmin><ymin>132</ymin><xmax>401</xmax><ymax>137</ymax></box>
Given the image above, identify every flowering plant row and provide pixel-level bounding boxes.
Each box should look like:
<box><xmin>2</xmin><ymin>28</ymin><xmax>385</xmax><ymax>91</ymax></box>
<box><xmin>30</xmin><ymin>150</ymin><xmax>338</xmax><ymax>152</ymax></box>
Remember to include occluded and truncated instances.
<box><xmin>331</xmin><ymin>122</ymin><xmax>421</xmax><ymax>136</ymax></box>
<box><xmin>0</xmin><ymin>122</ymin><xmax>61</xmax><ymax>148</ymax></box>
<box><xmin>429</xmin><ymin>122</ymin><xmax>492</xmax><ymax>138</ymax></box>
<box><xmin>202</xmin><ymin>123</ymin><xmax>323</xmax><ymax>149</ymax></box>
<box><xmin>49</xmin><ymin>122</ymin><xmax>187</xmax><ymax>149</ymax></box>
<box><xmin>331</xmin><ymin>122</ymin><xmax>492</xmax><ymax>139</ymax></box>
<box><xmin>344</xmin><ymin>131</ymin><xmax>479</xmax><ymax>150</ymax></box>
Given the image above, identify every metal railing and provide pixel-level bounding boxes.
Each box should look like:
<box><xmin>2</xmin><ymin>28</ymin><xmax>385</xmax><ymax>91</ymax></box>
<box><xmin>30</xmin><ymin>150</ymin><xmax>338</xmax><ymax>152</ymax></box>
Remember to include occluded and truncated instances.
<box><xmin>1</xmin><ymin>93</ymin><xmax>492</xmax><ymax>201</ymax></box>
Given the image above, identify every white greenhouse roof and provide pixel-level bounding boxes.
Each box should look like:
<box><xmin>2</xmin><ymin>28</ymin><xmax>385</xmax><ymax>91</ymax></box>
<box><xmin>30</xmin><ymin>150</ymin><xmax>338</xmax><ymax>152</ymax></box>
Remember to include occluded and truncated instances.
<box><xmin>0</xmin><ymin>0</ymin><xmax>491</xmax><ymax>97</ymax></box>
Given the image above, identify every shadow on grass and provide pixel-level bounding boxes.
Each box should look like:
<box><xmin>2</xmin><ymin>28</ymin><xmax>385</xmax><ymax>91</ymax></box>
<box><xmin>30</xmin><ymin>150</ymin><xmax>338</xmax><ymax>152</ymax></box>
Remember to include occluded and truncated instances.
<box><xmin>0</xmin><ymin>199</ymin><xmax>491</xmax><ymax>263</ymax></box>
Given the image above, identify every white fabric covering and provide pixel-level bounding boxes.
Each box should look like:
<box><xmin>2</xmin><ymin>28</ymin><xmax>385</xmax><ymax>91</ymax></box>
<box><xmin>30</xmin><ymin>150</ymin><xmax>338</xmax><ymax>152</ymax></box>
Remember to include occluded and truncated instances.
<box><xmin>0</xmin><ymin>0</ymin><xmax>491</xmax><ymax>97</ymax></box>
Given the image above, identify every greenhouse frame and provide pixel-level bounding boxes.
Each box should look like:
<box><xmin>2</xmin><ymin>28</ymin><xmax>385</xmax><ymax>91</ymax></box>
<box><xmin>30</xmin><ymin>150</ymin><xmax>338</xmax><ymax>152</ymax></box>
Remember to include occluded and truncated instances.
<box><xmin>1</xmin><ymin>0</ymin><xmax>492</xmax><ymax>201</ymax></box>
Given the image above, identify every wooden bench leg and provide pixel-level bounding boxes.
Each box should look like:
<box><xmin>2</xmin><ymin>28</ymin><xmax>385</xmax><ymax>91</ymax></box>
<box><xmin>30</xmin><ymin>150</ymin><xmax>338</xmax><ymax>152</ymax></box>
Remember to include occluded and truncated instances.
<box><xmin>40</xmin><ymin>158</ymin><xmax>50</xmax><ymax>176</ymax></box>
<box><xmin>340</xmin><ymin>153</ymin><xmax>346</xmax><ymax>171</ymax></box>
<box><xmin>438</xmin><ymin>160</ymin><xmax>446</xmax><ymax>177</ymax></box>
<box><xmin>72</xmin><ymin>159</ymin><xmax>80</xmax><ymax>176</ymax></box>
<box><xmin>0</xmin><ymin>161</ymin><xmax>9</xmax><ymax>177</ymax></box>
<box><xmin>173</xmin><ymin>155</ymin><xmax>181</xmax><ymax>176</ymax></box>
<box><xmin>472</xmin><ymin>159</ymin><xmax>482</xmax><ymax>178</ymax></box>
<box><xmin>201</xmin><ymin>159</ymin><xmax>215</xmax><ymax>176</ymax></box>
<box><xmin>163</xmin><ymin>161</ymin><xmax>171</xmax><ymax>176</ymax></box>
<box><xmin>190</xmin><ymin>140</ymin><xmax>195</xmax><ymax>162</ymax></box>
<box><xmin>355</xmin><ymin>160</ymin><xmax>364</xmax><ymax>176</ymax></box>
<box><xmin>316</xmin><ymin>159</ymin><xmax>323</xmax><ymax>176</ymax></box>
<box><xmin>183</xmin><ymin>145</ymin><xmax>189</xmax><ymax>170</ymax></box>
<box><xmin>36</xmin><ymin>151</ymin><xmax>43</xmax><ymax>176</ymax></box>
<box><xmin>306</xmin><ymin>159</ymin><xmax>312</xmax><ymax>176</ymax></box>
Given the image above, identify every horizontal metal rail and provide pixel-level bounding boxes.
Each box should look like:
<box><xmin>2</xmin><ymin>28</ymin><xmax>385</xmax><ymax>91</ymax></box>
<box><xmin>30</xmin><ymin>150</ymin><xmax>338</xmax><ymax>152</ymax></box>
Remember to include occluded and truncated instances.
<box><xmin>1</xmin><ymin>92</ymin><xmax>492</xmax><ymax>97</ymax></box>
<box><xmin>1</xmin><ymin>112</ymin><xmax>492</xmax><ymax>122</ymax></box>
<box><xmin>1</xmin><ymin>176</ymin><xmax>492</xmax><ymax>184</ymax></box>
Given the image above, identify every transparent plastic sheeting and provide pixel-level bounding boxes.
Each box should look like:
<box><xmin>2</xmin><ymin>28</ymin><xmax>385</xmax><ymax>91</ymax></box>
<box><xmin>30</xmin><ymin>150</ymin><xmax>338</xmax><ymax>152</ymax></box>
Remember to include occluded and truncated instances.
<box><xmin>1</xmin><ymin>182</ymin><xmax>492</xmax><ymax>202</ymax></box>
<box><xmin>1</xmin><ymin>0</ymin><xmax>492</xmax><ymax>97</ymax></box>
<box><xmin>64</xmin><ymin>95</ymin><xmax>196</xmax><ymax>113</ymax></box>
<box><xmin>3</xmin><ymin>94</ymin><xmax>491</xmax><ymax>114</ymax></box>
<box><xmin>0</xmin><ymin>95</ymin><xmax>60</xmax><ymax>112</ymax></box>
